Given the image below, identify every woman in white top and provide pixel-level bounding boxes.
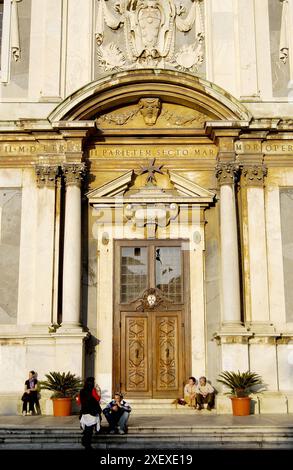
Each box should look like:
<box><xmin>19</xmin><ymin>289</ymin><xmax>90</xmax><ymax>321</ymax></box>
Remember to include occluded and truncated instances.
<box><xmin>184</xmin><ymin>376</ymin><xmax>197</xmax><ymax>408</ymax></box>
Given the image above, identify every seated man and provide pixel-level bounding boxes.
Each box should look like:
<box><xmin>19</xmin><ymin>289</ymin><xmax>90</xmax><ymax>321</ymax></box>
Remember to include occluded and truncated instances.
<box><xmin>103</xmin><ymin>392</ymin><xmax>131</xmax><ymax>434</ymax></box>
<box><xmin>195</xmin><ymin>376</ymin><xmax>215</xmax><ymax>411</ymax></box>
<box><xmin>184</xmin><ymin>376</ymin><xmax>197</xmax><ymax>408</ymax></box>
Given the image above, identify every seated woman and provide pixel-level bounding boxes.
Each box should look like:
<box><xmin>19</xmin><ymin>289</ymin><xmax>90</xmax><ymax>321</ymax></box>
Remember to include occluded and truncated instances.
<box><xmin>184</xmin><ymin>376</ymin><xmax>197</xmax><ymax>408</ymax></box>
<box><xmin>22</xmin><ymin>370</ymin><xmax>38</xmax><ymax>416</ymax></box>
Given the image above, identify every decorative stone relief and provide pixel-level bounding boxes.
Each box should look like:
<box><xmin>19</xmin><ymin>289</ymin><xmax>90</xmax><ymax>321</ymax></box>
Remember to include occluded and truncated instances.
<box><xmin>139</xmin><ymin>158</ymin><xmax>164</xmax><ymax>183</ymax></box>
<box><xmin>134</xmin><ymin>288</ymin><xmax>173</xmax><ymax>311</ymax></box>
<box><xmin>96</xmin><ymin>99</ymin><xmax>207</xmax><ymax>128</ymax></box>
<box><xmin>279</xmin><ymin>0</ymin><xmax>289</xmax><ymax>64</ymax></box>
<box><xmin>62</xmin><ymin>163</ymin><xmax>86</xmax><ymax>186</ymax></box>
<box><xmin>215</xmin><ymin>162</ymin><xmax>239</xmax><ymax>186</ymax></box>
<box><xmin>278</xmin><ymin>119</ymin><xmax>293</xmax><ymax>129</ymax></box>
<box><xmin>35</xmin><ymin>164</ymin><xmax>59</xmax><ymax>188</ymax></box>
<box><xmin>138</xmin><ymin>98</ymin><xmax>162</xmax><ymax>126</ymax></box>
<box><xmin>161</xmin><ymin>109</ymin><xmax>206</xmax><ymax>126</ymax></box>
<box><xmin>242</xmin><ymin>165</ymin><xmax>268</xmax><ymax>186</ymax></box>
<box><xmin>11</xmin><ymin>0</ymin><xmax>22</xmax><ymax>61</ymax></box>
<box><xmin>95</xmin><ymin>0</ymin><xmax>205</xmax><ymax>74</ymax></box>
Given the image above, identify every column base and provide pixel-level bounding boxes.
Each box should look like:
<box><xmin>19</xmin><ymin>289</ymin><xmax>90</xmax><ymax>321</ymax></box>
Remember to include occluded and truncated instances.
<box><xmin>56</xmin><ymin>323</ymin><xmax>86</xmax><ymax>334</ymax></box>
<box><xmin>219</xmin><ymin>322</ymin><xmax>247</xmax><ymax>334</ymax></box>
<box><xmin>245</xmin><ymin>322</ymin><xmax>276</xmax><ymax>334</ymax></box>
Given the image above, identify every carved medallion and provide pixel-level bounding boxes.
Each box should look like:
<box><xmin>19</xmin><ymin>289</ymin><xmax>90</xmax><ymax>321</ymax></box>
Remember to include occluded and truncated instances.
<box><xmin>134</xmin><ymin>288</ymin><xmax>173</xmax><ymax>311</ymax></box>
<box><xmin>95</xmin><ymin>0</ymin><xmax>205</xmax><ymax>73</ymax></box>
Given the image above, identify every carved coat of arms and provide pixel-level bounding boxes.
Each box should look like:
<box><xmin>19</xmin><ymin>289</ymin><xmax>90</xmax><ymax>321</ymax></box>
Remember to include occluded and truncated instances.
<box><xmin>95</xmin><ymin>0</ymin><xmax>205</xmax><ymax>73</ymax></box>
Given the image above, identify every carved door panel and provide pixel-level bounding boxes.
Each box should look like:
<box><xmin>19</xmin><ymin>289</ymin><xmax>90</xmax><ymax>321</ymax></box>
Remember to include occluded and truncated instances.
<box><xmin>153</xmin><ymin>312</ymin><xmax>181</xmax><ymax>396</ymax></box>
<box><xmin>120</xmin><ymin>311</ymin><xmax>182</xmax><ymax>398</ymax></box>
<box><xmin>121</xmin><ymin>313</ymin><xmax>152</xmax><ymax>396</ymax></box>
<box><xmin>114</xmin><ymin>240</ymin><xmax>190</xmax><ymax>398</ymax></box>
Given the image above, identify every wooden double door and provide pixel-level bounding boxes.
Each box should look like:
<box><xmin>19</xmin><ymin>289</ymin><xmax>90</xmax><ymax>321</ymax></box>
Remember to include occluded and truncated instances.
<box><xmin>113</xmin><ymin>240</ymin><xmax>190</xmax><ymax>398</ymax></box>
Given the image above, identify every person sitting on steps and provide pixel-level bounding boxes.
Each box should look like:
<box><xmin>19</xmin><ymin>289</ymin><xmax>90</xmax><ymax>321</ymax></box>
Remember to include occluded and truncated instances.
<box><xmin>21</xmin><ymin>370</ymin><xmax>38</xmax><ymax>416</ymax></box>
<box><xmin>103</xmin><ymin>392</ymin><xmax>131</xmax><ymax>435</ymax></box>
<box><xmin>195</xmin><ymin>376</ymin><xmax>215</xmax><ymax>411</ymax></box>
<box><xmin>184</xmin><ymin>376</ymin><xmax>197</xmax><ymax>408</ymax></box>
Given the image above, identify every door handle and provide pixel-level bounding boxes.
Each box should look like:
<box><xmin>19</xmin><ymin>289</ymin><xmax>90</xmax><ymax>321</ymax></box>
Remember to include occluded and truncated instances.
<box><xmin>135</xmin><ymin>349</ymin><xmax>139</xmax><ymax>359</ymax></box>
<box><xmin>166</xmin><ymin>348</ymin><xmax>170</xmax><ymax>358</ymax></box>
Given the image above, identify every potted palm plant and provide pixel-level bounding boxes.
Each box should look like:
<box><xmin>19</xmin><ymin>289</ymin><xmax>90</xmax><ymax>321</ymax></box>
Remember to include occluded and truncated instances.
<box><xmin>40</xmin><ymin>371</ymin><xmax>83</xmax><ymax>416</ymax></box>
<box><xmin>217</xmin><ymin>370</ymin><xmax>263</xmax><ymax>416</ymax></box>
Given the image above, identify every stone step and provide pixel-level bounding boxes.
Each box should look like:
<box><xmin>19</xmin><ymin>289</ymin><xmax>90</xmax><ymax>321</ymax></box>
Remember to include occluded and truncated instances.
<box><xmin>1</xmin><ymin>424</ymin><xmax>293</xmax><ymax>449</ymax></box>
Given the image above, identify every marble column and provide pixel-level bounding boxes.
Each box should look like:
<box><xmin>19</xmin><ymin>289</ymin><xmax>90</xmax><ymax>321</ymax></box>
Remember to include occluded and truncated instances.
<box><xmin>242</xmin><ymin>164</ymin><xmax>270</xmax><ymax>328</ymax></box>
<box><xmin>61</xmin><ymin>162</ymin><xmax>86</xmax><ymax>329</ymax></box>
<box><xmin>33</xmin><ymin>164</ymin><xmax>59</xmax><ymax>328</ymax></box>
<box><xmin>216</xmin><ymin>162</ymin><xmax>242</xmax><ymax>326</ymax></box>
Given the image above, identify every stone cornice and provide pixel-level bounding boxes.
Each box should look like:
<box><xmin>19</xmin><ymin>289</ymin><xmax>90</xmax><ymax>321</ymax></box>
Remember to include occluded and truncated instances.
<box><xmin>35</xmin><ymin>164</ymin><xmax>59</xmax><ymax>188</ymax></box>
<box><xmin>62</xmin><ymin>162</ymin><xmax>86</xmax><ymax>186</ymax></box>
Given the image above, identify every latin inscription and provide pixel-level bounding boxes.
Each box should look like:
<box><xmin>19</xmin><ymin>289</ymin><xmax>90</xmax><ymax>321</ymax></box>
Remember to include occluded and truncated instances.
<box><xmin>0</xmin><ymin>142</ymin><xmax>81</xmax><ymax>156</ymax></box>
<box><xmin>235</xmin><ymin>141</ymin><xmax>293</xmax><ymax>155</ymax></box>
<box><xmin>89</xmin><ymin>145</ymin><xmax>218</xmax><ymax>159</ymax></box>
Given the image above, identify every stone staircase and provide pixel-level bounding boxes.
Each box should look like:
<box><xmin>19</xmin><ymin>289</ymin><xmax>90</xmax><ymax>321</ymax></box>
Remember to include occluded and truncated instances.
<box><xmin>130</xmin><ymin>399</ymin><xmax>216</xmax><ymax>415</ymax></box>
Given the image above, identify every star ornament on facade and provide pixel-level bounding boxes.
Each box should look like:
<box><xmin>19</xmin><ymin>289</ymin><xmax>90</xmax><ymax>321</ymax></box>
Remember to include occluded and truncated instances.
<box><xmin>139</xmin><ymin>158</ymin><xmax>164</xmax><ymax>184</ymax></box>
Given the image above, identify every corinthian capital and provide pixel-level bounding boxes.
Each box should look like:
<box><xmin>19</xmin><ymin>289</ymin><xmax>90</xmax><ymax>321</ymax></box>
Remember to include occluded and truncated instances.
<box><xmin>242</xmin><ymin>165</ymin><xmax>268</xmax><ymax>186</ymax></box>
<box><xmin>62</xmin><ymin>163</ymin><xmax>86</xmax><ymax>186</ymax></box>
<box><xmin>215</xmin><ymin>162</ymin><xmax>239</xmax><ymax>186</ymax></box>
<box><xmin>35</xmin><ymin>164</ymin><xmax>59</xmax><ymax>188</ymax></box>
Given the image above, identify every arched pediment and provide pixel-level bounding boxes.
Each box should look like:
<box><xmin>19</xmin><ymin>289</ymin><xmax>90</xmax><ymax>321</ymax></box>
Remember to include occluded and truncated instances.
<box><xmin>48</xmin><ymin>69</ymin><xmax>251</xmax><ymax>125</ymax></box>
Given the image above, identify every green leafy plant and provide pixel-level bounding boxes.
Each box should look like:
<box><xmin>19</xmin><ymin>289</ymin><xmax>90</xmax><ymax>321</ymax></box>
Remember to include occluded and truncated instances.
<box><xmin>40</xmin><ymin>371</ymin><xmax>83</xmax><ymax>399</ymax></box>
<box><xmin>217</xmin><ymin>370</ymin><xmax>263</xmax><ymax>397</ymax></box>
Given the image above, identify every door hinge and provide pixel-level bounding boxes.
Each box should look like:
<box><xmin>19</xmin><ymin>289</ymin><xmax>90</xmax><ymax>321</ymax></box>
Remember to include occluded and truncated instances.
<box><xmin>181</xmin><ymin>322</ymin><xmax>184</xmax><ymax>328</ymax></box>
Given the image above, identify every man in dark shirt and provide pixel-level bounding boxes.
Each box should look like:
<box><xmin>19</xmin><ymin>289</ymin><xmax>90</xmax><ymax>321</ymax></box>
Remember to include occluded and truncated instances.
<box><xmin>103</xmin><ymin>392</ymin><xmax>131</xmax><ymax>434</ymax></box>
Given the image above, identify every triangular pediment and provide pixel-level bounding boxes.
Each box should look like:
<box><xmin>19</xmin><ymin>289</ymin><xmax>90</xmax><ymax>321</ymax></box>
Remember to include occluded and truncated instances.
<box><xmin>168</xmin><ymin>171</ymin><xmax>215</xmax><ymax>199</ymax></box>
<box><xmin>87</xmin><ymin>169</ymin><xmax>215</xmax><ymax>205</ymax></box>
<box><xmin>86</xmin><ymin>170</ymin><xmax>133</xmax><ymax>201</ymax></box>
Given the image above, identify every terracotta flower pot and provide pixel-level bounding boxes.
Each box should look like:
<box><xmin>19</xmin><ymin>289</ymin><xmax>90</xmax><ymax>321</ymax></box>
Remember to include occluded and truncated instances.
<box><xmin>52</xmin><ymin>397</ymin><xmax>72</xmax><ymax>416</ymax></box>
<box><xmin>230</xmin><ymin>396</ymin><xmax>251</xmax><ymax>416</ymax></box>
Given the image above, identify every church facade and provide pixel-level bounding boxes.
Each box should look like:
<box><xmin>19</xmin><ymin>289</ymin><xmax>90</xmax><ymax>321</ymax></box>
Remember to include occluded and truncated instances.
<box><xmin>0</xmin><ymin>0</ymin><xmax>293</xmax><ymax>414</ymax></box>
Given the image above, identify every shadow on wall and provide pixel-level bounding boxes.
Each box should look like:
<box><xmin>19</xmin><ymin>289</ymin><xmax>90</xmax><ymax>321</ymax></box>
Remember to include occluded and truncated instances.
<box><xmin>84</xmin><ymin>334</ymin><xmax>100</xmax><ymax>378</ymax></box>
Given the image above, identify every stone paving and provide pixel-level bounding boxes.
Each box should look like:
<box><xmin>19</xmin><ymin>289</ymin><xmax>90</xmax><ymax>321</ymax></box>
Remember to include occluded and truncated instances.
<box><xmin>0</xmin><ymin>412</ymin><xmax>293</xmax><ymax>428</ymax></box>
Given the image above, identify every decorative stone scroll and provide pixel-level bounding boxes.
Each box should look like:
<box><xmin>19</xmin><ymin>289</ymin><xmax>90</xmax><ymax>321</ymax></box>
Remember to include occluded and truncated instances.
<box><xmin>215</xmin><ymin>162</ymin><xmax>239</xmax><ymax>186</ymax></box>
<box><xmin>95</xmin><ymin>0</ymin><xmax>205</xmax><ymax>73</ymax></box>
<box><xmin>35</xmin><ymin>164</ymin><xmax>59</xmax><ymax>188</ymax></box>
<box><xmin>11</xmin><ymin>0</ymin><xmax>22</xmax><ymax>61</ymax></box>
<box><xmin>242</xmin><ymin>165</ymin><xmax>268</xmax><ymax>187</ymax></box>
<box><xmin>62</xmin><ymin>163</ymin><xmax>86</xmax><ymax>186</ymax></box>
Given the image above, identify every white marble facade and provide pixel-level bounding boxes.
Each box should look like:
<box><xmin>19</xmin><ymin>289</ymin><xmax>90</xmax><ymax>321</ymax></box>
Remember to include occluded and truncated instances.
<box><xmin>0</xmin><ymin>0</ymin><xmax>293</xmax><ymax>415</ymax></box>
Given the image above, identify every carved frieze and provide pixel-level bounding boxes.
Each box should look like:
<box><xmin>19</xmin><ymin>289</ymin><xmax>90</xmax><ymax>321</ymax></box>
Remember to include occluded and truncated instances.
<box><xmin>215</xmin><ymin>162</ymin><xmax>239</xmax><ymax>186</ymax></box>
<box><xmin>35</xmin><ymin>164</ymin><xmax>59</xmax><ymax>188</ymax></box>
<box><xmin>62</xmin><ymin>163</ymin><xmax>86</xmax><ymax>186</ymax></box>
<box><xmin>242</xmin><ymin>165</ymin><xmax>268</xmax><ymax>187</ymax></box>
<box><xmin>95</xmin><ymin>0</ymin><xmax>205</xmax><ymax>74</ymax></box>
<box><xmin>96</xmin><ymin>99</ymin><xmax>207</xmax><ymax>128</ymax></box>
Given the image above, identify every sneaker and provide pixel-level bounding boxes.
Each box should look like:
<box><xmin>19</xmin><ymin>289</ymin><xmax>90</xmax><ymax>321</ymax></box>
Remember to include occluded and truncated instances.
<box><xmin>207</xmin><ymin>405</ymin><xmax>212</xmax><ymax>411</ymax></box>
<box><xmin>118</xmin><ymin>428</ymin><xmax>125</xmax><ymax>435</ymax></box>
<box><xmin>27</xmin><ymin>411</ymin><xmax>32</xmax><ymax>415</ymax></box>
<box><xmin>22</xmin><ymin>411</ymin><xmax>27</xmax><ymax>416</ymax></box>
<box><xmin>109</xmin><ymin>429</ymin><xmax>115</xmax><ymax>434</ymax></box>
